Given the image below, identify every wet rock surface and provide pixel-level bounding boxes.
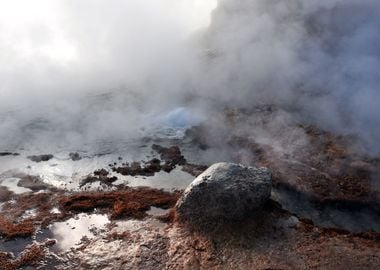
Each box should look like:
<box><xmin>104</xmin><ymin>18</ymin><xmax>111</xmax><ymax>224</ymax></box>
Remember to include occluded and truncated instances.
<box><xmin>69</xmin><ymin>152</ymin><xmax>82</xmax><ymax>161</ymax></box>
<box><xmin>112</xmin><ymin>145</ymin><xmax>205</xmax><ymax>177</ymax></box>
<box><xmin>181</xmin><ymin>163</ymin><xmax>208</xmax><ymax>177</ymax></box>
<box><xmin>1</xmin><ymin>123</ymin><xmax>380</xmax><ymax>269</ymax></box>
<box><xmin>209</xmin><ymin>108</ymin><xmax>380</xmax><ymax>231</ymax></box>
<box><xmin>80</xmin><ymin>169</ymin><xmax>118</xmax><ymax>187</ymax></box>
<box><xmin>113</xmin><ymin>159</ymin><xmax>170</xmax><ymax>177</ymax></box>
<box><xmin>152</xmin><ymin>144</ymin><xmax>187</xmax><ymax>165</ymax></box>
<box><xmin>27</xmin><ymin>154</ymin><xmax>54</xmax><ymax>162</ymax></box>
<box><xmin>0</xmin><ymin>152</ymin><xmax>19</xmax><ymax>157</ymax></box>
<box><xmin>176</xmin><ymin>163</ymin><xmax>272</xmax><ymax>225</ymax></box>
<box><xmin>0</xmin><ymin>187</ymin><xmax>13</xmax><ymax>202</ymax></box>
<box><xmin>17</xmin><ymin>175</ymin><xmax>50</xmax><ymax>192</ymax></box>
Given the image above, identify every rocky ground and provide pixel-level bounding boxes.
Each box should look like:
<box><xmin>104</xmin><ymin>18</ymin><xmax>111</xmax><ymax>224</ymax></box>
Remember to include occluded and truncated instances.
<box><xmin>2</xmin><ymin>187</ymin><xmax>378</xmax><ymax>269</ymax></box>
<box><xmin>1</xmin><ymin>115</ymin><xmax>380</xmax><ymax>269</ymax></box>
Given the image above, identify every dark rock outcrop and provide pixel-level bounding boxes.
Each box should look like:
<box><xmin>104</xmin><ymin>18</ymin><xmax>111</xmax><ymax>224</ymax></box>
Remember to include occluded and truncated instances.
<box><xmin>69</xmin><ymin>152</ymin><xmax>81</xmax><ymax>161</ymax></box>
<box><xmin>152</xmin><ymin>144</ymin><xmax>186</xmax><ymax>165</ymax></box>
<box><xmin>176</xmin><ymin>162</ymin><xmax>271</xmax><ymax>225</ymax></box>
<box><xmin>27</xmin><ymin>154</ymin><xmax>54</xmax><ymax>162</ymax></box>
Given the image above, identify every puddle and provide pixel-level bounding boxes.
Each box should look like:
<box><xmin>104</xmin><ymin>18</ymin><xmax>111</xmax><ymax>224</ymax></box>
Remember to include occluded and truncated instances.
<box><xmin>147</xmin><ymin>207</ymin><xmax>170</xmax><ymax>216</ymax></box>
<box><xmin>50</xmin><ymin>207</ymin><xmax>61</xmax><ymax>214</ymax></box>
<box><xmin>0</xmin><ymin>237</ymin><xmax>33</xmax><ymax>256</ymax></box>
<box><xmin>0</xmin><ymin>177</ymin><xmax>32</xmax><ymax>194</ymax></box>
<box><xmin>48</xmin><ymin>213</ymin><xmax>110</xmax><ymax>251</ymax></box>
<box><xmin>20</xmin><ymin>208</ymin><xmax>37</xmax><ymax>219</ymax></box>
<box><xmin>113</xmin><ymin>167</ymin><xmax>194</xmax><ymax>190</ymax></box>
<box><xmin>0</xmin><ymin>140</ymin><xmax>196</xmax><ymax>191</ymax></box>
<box><xmin>114</xmin><ymin>218</ymin><xmax>166</xmax><ymax>234</ymax></box>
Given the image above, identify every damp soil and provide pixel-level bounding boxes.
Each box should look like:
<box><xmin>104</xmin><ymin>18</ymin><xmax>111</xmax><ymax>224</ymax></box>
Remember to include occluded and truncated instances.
<box><xmin>1</xmin><ymin>120</ymin><xmax>380</xmax><ymax>269</ymax></box>
<box><xmin>0</xmin><ymin>185</ymin><xmax>182</xmax><ymax>269</ymax></box>
<box><xmin>55</xmin><ymin>200</ymin><xmax>380</xmax><ymax>270</ymax></box>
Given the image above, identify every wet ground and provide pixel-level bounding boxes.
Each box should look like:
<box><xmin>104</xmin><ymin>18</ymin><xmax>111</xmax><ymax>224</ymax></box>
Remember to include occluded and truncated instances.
<box><xmin>1</xmin><ymin>111</ymin><xmax>380</xmax><ymax>269</ymax></box>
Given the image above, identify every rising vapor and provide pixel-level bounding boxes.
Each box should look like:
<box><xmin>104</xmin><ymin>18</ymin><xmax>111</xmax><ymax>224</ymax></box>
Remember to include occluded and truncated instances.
<box><xmin>0</xmin><ymin>0</ymin><xmax>379</xmax><ymax>155</ymax></box>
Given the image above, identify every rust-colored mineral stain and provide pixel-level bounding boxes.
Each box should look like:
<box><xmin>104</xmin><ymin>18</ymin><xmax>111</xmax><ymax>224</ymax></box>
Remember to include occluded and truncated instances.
<box><xmin>0</xmin><ymin>216</ymin><xmax>34</xmax><ymax>239</ymax></box>
<box><xmin>59</xmin><ymin>187</ymin><xmax>181</xmax><ymax>220</ymax></box>
<box><xmin>0</xmin><ymin>244</ymin><xmax>45</xmax><ymax>270</ymax></box>
<box><xmin>229</xmin><ymin>124</ymin><xmax>380</xmax><ymax>204</ymax></box>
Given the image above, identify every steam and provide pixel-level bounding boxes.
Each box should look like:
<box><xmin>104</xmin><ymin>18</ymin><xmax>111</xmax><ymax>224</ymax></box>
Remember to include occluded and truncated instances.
<box><xmin>194</xmin><ymin>0</ymin><xmax>380</xmax><ymax>155</ymax></box>
<box><xmin>0</xmin><ymin>0</ymin><xmax>379</xmax><ymax>155</ymax></box>
<box><xmin>0</xmin><ymin>0</ymin><xmax>216</xmax><ymax>152</ymax></box>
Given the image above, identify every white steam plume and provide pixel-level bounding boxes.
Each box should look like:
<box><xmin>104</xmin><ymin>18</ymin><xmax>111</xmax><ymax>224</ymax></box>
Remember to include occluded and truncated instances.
<box><xmin>193</xmin><ymin>0</ymin><xmax>380</xmax><ymax>155</ymax></box>
<box><xmin>0</xmin><ymin>0</ymin><xmax>379</xmax><ymax>156</ymax></box>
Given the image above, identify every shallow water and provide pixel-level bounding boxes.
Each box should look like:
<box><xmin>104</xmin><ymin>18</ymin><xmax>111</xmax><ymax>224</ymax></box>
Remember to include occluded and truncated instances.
<box><xmin>49</xmin><ymin>213</ymin><xmax>110</xmax><ymax>252</ymax></box>
<box><xmin>0</xmin><ymin>117</ymin><xmax>379</xmax><ymax>266</ymax></box>
<box><xmin>0</xmin><ymin>137</ymin><xmax>200</xmax><ymax>192</ymax></box>
<box><xmin>147</xmin><ymin>207</ymin><xmax>170</xmax><ymax>217</ymax></box>
<box><xmin>0</xmin><ymin>177</ymin><xmax>32</xmax><ymax>194</ymax></box>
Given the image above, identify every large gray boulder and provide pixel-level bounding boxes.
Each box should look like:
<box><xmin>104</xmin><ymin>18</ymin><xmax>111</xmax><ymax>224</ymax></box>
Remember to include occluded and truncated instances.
<box><xmin>176</xmin><ymin>162</ymin><xmax>271</xmax><ymax>224</ymax></box>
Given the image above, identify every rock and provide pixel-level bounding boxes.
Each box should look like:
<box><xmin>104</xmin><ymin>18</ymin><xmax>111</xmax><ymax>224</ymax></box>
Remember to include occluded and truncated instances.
<box><xmin>18</xmin><ymin>175</ymin><xmax>49</xmax><ymax>191</ymax></box>
<box><xmin>152</xmin><ymin>144</ymin><xmax>186</xmax><ymax>165</ymax></box>
<box><xmin>27</xmin><ymin>154</ymin><xmax>54</xmax><ymax>162</ymax></box>
<box><xmin>80</xmin><ymin>169</ymin><xmax>118</xmax><ymax>187</ymax></box>
<box><xmin>69</xmin><ymin>152</ymin><xmax>81</xmax><ymax>161</ymax></box>
<box><xmin>0</xmin><ymin>152</ymin><xmax>19</xmax><ymax>156</ymax></box>
<box><xmin>0</xmin><ymin>187</ymin><xmax>13</xmax><ymax>202</ymax></box>
<box><xmin>94</xmin><ymin>169</ymin><xmax>109</xmax><ymax>177</ymax></box>
<box><xmin>113</xmin><ymin>159</ymin><xmax>163</xmax><ymax>177</ymax></box>
<box><xmin>181</xmin><ymin>164</ymin><xmax>208</xmax><ymax>177</ymax></box>
<box><xmin>176</xmin><ymin>162</ymin><xmax>271</xmax><ymax>224</ymax></box>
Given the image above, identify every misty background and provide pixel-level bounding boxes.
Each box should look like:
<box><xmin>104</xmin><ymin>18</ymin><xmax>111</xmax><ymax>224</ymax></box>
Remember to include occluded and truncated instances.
<box><xmin>0</xmin><ymin>0</ymin><xmax>379</xmax><ymax>156</ymax></box>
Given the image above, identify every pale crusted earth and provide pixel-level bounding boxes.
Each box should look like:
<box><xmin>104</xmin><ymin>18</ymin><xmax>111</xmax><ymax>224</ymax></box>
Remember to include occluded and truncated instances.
<box><xmin>56</xmin><ymin>203</ymin><xmax>380</xmax><ymax>270</ymax></box>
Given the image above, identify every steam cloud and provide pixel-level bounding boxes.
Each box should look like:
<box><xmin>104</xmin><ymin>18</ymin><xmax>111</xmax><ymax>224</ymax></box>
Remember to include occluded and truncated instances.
<box><xmin>0</xmin><ymin>0</ymin><xmax>379</xmax><ymax>155</ymax></box>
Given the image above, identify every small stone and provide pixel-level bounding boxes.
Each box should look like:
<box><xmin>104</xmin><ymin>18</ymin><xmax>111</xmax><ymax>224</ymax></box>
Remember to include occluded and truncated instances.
<box><xmin>69</xmin><ymin>152</ymin><xmax>82</xmax><ymax>161</ymax></box>
<box><xmin>27</xmin><ymin>154</ymin><xmax>54</xmax><ymax>162</ymax></box>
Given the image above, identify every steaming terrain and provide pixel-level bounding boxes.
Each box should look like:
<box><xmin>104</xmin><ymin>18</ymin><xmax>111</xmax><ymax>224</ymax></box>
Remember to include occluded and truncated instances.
<box><xmin>1</xmin><ymin>0</ymin><xmax>380</xmax><ymax>269</ymax></box>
